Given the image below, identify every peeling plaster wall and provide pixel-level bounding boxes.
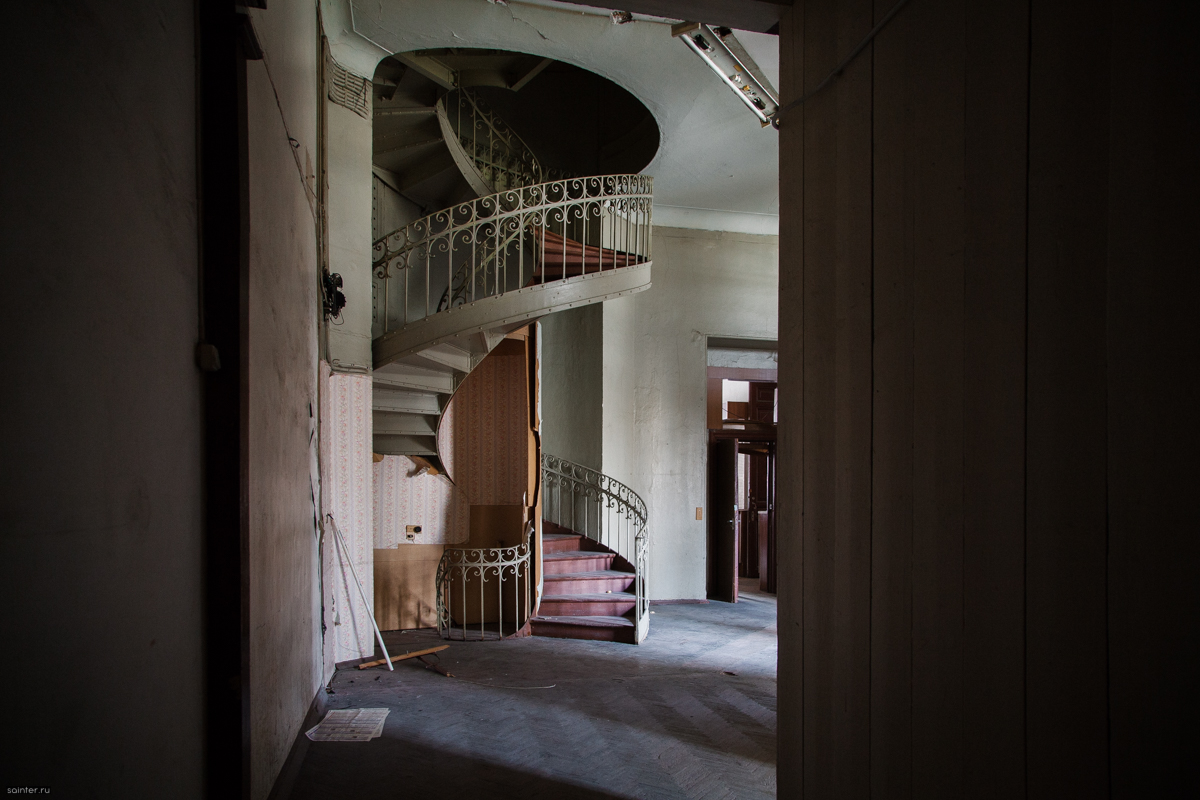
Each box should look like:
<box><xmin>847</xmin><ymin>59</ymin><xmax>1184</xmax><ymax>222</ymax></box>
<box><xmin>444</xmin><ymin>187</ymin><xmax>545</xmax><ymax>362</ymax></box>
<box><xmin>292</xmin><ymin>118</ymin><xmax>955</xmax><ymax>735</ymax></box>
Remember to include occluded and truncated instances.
<box><xmin>607</xmin><ymin>227</ymin><xmax>778</xmax><ymax>601</ymax></box>
<box><xmin>0</xmin><ymin>1</ymin><xmax>203</xmax><ymax>794</ymax></box>
<box><xmin>601</xmin><ymin>296</ymin><xmax>641</xmax><ymax>496</ymax></box>
<box><xmin>541</xmin><ymin>306</ymin><xmax>604</xmax><ymax>470</ymax></box>
<box><xmin>708</xmin><ymin>347</ymin><xmax>778</xmax><ymax>370</ymax></box>
<box><xmin>326</xmin><ymin>69</ymin><xmax>374</xmax><ymax>372</ymax></box>
<box><xmin>245</xmin><ymin>5</ymin><xmax>325</xmax><ymax>798</ymax></box>
<box><xmin>320</xmin><ymin>367</ymin><xmax>376</xmax><ymax>667</ymax></box>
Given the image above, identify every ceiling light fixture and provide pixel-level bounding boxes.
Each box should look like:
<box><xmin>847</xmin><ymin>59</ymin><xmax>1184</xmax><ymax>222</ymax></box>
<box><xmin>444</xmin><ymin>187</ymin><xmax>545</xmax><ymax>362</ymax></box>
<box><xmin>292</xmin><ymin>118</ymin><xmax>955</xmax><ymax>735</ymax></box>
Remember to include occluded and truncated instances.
<box><xmin>672</xmin><ymin>22</ymin><xmax>779</xmax><ymax>129</ymax></box>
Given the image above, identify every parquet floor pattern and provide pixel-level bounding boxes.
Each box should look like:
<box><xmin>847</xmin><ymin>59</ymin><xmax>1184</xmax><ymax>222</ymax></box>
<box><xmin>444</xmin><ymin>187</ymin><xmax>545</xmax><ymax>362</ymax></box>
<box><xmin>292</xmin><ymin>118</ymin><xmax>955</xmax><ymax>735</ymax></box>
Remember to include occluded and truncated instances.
<box><xmin>283</xmin><ymin>590</ymin><xmax>776</xmax><ymax>799</ymax></box>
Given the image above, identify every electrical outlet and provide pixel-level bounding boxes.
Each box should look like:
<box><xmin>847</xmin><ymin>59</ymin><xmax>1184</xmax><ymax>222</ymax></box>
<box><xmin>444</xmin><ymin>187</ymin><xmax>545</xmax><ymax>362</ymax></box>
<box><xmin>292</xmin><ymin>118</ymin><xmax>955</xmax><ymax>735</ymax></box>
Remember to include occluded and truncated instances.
<box><xmin>406</xmin><ymin>525</ymin><xmax>422</xmax><ymax>533</ymax></box>
<box><xmin>696</xmin><ymin>507</ymin><xmax>703</xmax><ymax>520</ymax></box>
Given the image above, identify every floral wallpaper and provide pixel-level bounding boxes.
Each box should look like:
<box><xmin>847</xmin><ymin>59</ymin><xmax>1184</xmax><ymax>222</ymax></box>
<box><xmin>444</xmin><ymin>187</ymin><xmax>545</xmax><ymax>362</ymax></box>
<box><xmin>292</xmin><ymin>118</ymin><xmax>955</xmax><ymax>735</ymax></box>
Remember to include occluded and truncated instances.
<box><xmin>438</xmin><ymin>341</ymin><xmax>530</xmax><ymax>506</ymax></box>
<box><xmin>320</xmin><ymin>365</ymin><xmax>375</xmax><ymax>663</ymax></box>
<box><xmin>372</xmin><ymin>455</ymin><xmax>469</xmax><ymax>548</ymax></box>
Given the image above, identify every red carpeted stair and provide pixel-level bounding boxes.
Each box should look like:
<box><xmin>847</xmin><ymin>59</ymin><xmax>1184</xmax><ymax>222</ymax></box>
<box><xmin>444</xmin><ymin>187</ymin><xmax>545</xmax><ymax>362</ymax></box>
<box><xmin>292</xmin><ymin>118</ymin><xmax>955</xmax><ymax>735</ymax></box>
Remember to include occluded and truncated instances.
<box><xmin>531</xmin><ymin>521</ymin><xmax>638</xmax><ymax>643</ymax></box>
<box><xmin>528</xmin><ymin>228</ymin><xmax>645</xmax><ymax>283</ymax></box>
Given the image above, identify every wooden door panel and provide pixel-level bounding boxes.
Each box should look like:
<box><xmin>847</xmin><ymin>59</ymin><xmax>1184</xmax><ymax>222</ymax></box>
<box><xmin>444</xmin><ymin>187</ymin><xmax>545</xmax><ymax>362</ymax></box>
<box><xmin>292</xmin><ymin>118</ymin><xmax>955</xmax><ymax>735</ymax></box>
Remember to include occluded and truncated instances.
<box><xmin>708</xmin><ymin>438</ymin><xmax>738</xmax><ymax>602</ymax></box>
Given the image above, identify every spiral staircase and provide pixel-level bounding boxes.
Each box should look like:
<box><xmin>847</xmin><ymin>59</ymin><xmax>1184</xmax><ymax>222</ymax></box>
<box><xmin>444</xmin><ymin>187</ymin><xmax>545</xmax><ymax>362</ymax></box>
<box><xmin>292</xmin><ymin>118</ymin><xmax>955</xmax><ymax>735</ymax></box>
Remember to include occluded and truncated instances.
<box><xmin>370</xmin><ymin>55</ymin><xmax>652</xmax><ymax>643</ymax></box>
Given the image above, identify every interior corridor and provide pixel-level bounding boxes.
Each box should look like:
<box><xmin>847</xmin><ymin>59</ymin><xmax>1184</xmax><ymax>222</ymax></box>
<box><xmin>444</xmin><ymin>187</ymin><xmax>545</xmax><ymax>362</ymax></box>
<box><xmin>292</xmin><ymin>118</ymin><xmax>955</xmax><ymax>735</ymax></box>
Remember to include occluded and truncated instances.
<box><xmin>276</xmin><ymin>592</ymin><xmax>777</xmax><ymax>799</ymax></box>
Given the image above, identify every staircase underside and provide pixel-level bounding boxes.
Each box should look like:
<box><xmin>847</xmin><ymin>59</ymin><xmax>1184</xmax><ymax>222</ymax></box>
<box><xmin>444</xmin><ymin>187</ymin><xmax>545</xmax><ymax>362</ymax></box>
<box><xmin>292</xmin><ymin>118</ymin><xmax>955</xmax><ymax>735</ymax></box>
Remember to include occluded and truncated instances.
<box><xmin>373</xmin><ymin>260</ymin><xmax>651</xmax><ymax>369</ymax></box>
<box><xmin>531</xmin><ymin>525</ymin><xmax>638</xmax><ymax>644</ymax></box>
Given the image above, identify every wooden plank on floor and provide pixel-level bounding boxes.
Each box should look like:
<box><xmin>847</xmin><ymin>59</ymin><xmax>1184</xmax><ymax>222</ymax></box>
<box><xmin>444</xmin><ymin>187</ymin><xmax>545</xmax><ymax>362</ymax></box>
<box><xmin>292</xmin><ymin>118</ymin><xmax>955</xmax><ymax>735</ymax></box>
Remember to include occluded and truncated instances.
<box><xmin>961</xmin><ymin>0</ymin><xmax>1029</xmax><ymax>795</ymax></box>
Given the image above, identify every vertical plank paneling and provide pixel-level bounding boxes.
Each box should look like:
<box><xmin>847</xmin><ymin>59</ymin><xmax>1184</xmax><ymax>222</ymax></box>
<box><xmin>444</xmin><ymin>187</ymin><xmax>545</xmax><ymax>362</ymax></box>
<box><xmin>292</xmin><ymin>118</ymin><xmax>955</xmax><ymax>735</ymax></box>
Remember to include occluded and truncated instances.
<box><xmin>907</xmin><ymin>0</ymin><xmax>966</xmax><ymax>796</ymax></box>
<box><xmin>1025</xmin><ymin>0</ymin><xmax>1111</xmax><ymax>795</ymax></box>
<box><xmin>869</xmin><ymin>0</ymin><xmax>914</xmax><ymax>794</ymax></box>
<box><xmin>775</xmin><ymin>7</ymin><xmax>806</xmax><ymax>797</ymax></box>
<box><xmin>780</xmin><ymin>1</ymin><xmax>1199</xmax><ymax>796</ymax></box>
<box><xmin>800</xmin><ymin>0</ymin><xmax>838</xmax><ymax>792</ymax></box>
<box><xmin>961</xmin><ymin>0</ymin><xmax>1029</xmax><ymax>796</ymax></box>
<box><xmin>1105</xmin><ymin>3</ymin><xmax>1200</xmax><ymax>796</ymax></box>
<box><xmin>830</xmin><ymin>0</ymin><xmax>875</xmax><ymax>795</ymax></box>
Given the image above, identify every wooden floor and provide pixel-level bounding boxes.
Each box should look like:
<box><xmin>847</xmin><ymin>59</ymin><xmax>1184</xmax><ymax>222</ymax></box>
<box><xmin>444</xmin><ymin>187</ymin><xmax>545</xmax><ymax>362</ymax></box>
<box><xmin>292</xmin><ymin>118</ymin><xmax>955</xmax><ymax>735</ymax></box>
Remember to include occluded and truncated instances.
<box><xmin>278</xmin><ymin>590</ymin><xmax>777</xmax><ymax>799</ymax></box>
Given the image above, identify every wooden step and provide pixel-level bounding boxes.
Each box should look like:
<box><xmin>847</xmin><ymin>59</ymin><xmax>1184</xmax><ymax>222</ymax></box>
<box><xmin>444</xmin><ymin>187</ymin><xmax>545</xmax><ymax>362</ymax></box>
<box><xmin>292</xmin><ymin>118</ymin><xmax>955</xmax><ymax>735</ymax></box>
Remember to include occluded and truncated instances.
<box><xmin>542</xmin><ymin>532</ymin><xmax>584</xmax><ymax>554</ymax></box>
<box><xmin>543</xmin><ymin>550</ymin><xmax>614</xmax><ymax>574</ymax></box>
<box><xmin>529</xmin><ymin>615</ymin><xmax>636</xmax><ymax>643</ymax></box>
<box><xmin>542</xmin><ymin>570</ymin><xmax>634</xmax><ymax>595</ymax></box>
<box><xmin>539</xmin><ymin>592</ymin><xmax>637</xmax><ymax>617</ymax></box>
<box><xmin>542</xmin><ymin>520</ymin><xmax>577</xmax><ymax>537</ymax></box>
<box><xmin>531</xmin><ymin>228</ymin><xmax>643</xmax><ymax>275</ymax></box>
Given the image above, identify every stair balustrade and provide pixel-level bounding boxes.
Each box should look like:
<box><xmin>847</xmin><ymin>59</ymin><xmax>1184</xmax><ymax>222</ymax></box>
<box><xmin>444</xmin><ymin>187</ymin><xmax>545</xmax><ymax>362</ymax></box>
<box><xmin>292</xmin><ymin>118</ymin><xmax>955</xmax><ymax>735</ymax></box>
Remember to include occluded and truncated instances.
<box><xmin>438</xmin><ymin>88</ymin><xmax>544</xmax><ymax>195</ymax></box>
<box><xmin>435</xmin><ymin>522</ymin><xmax>534</xmax><ymax>641</ymax></box>
<box><xmin>371</xmin><ymin>174</ymin><xmax>653</xmax><ymax>338</ymax></box>
<box><xmin>373</xmin><ymin>79</ymin><xmax>654</xmax><ymax>644</ymax></box>
<box><xmin>541</xmin><ymin>454</ymin><xmax>649</xmax><ymax>643</ymax></box>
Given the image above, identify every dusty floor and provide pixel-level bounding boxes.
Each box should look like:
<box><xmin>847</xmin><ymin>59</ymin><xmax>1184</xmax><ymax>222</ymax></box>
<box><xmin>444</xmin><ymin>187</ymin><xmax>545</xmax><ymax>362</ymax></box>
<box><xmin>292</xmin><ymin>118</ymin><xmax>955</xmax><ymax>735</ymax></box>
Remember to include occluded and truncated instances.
<box><xmin>278</xmin><ymin>590</ymin><xmax>777</xmax><ymax>799</ymax></box>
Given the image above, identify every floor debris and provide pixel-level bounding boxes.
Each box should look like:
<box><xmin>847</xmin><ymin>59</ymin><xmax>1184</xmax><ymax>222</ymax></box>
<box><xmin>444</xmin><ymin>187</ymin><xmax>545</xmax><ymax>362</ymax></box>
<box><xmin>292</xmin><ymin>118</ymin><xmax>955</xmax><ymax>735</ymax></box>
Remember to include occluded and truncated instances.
<box><xmin>357</xmin><ymin>644</ymin><xmax>449</xmax><ymax>670</ymax></box>
<box><xmin>305</xmin><ymin>708</ymin><xmax>389</xmax><ymax>742</ymax></box>
<box><xmin>416</xmin><ymin>655</ymin><xmax>454</xmax><ymax>678</ymax></box>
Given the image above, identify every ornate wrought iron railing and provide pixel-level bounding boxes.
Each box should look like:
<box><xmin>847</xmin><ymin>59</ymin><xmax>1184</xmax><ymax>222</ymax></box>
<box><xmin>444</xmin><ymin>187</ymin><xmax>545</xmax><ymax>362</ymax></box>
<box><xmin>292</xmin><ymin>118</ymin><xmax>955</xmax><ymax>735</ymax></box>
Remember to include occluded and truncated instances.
<box><xmin>542</xmin><ymin>454</ymin><xmax>649</xmax><ymax>643</ymax></box>
<box><xmin>371</xmin><ymin>174</ymin><xmax>653</xmax><ymax>338</ymax></box>
<box><xmin>435</xmin><ymin>522</ymin><xmax>534</xmax><ymax>641</ymax></box>
<box><xmin>437</xmin><ymin>88</ymin><xmax>544</xmax><ymax>195</ymax></box>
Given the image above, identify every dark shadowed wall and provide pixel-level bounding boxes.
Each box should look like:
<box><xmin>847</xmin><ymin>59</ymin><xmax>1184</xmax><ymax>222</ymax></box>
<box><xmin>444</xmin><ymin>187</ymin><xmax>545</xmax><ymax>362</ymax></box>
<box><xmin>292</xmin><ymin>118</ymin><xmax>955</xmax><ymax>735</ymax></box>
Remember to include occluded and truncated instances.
<box><xmin>776</xmin><ymin>0</ymin><xmax>1199</xmax><ymax>796</ymax></box>
<box><xmin>0</xmin><ymin>2</ymin><xmax>328</xmax><ymax>796</ymax></box>
<box><xmin>0</xmin><ymin>1</ymin><xmax>204</xmax><ymax>795</ymax></box>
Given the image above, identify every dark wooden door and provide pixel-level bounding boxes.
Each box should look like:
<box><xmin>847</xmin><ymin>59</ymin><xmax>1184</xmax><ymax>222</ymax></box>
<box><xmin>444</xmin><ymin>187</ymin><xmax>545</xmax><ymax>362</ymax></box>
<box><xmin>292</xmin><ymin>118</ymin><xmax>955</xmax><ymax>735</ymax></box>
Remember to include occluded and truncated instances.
<box><xmin>708</xmin><ymin>438</ymin><xmax>738</xmax><ymax>602</ymax></box>
<box><xmin>761</xmin><ymin>446</ymin><xmax>777</xmax><ymax>593</ymax></box>
<box><xmin>749</xmin><ymin>381</ymin><xmax>777</xmax><ymax>422</ymax></box>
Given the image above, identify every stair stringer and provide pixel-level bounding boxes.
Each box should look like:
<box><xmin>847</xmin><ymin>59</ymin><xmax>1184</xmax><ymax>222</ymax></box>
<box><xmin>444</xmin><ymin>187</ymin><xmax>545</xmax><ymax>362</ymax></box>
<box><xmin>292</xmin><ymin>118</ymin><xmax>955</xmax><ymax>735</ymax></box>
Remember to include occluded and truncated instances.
<box><xmin>373</xmin><ymin>263</ymin><xmax>650</xmax><ymax>466</ymax></box>
<box><xmin>373</xmin><ymin>261</ymin><xmax>651</xmax><ymax>368</ymax></box>
<box><xmin>435</xmin><ymin>89</ymin><xmax>545</xmax><ymax>197</ymax></box>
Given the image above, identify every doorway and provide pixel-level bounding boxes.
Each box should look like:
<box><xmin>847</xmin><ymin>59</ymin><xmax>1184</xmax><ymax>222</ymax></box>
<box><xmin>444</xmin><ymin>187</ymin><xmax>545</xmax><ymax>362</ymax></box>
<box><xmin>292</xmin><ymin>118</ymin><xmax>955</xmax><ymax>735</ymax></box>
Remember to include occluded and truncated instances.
<box><xmin>704</xmin><ymin>337</ymin><xmax>778</xmax><ymax>603</ymax></box>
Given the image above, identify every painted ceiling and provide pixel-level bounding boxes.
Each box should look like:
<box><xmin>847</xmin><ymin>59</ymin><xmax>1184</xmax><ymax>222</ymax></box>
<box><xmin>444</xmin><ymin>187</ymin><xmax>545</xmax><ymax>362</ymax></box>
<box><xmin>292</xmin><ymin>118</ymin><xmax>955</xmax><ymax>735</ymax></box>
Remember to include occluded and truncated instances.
<box><xmin>323</xmin><ymin>0</ymin><xmax>780</xmax><ymax>234</ymax></box>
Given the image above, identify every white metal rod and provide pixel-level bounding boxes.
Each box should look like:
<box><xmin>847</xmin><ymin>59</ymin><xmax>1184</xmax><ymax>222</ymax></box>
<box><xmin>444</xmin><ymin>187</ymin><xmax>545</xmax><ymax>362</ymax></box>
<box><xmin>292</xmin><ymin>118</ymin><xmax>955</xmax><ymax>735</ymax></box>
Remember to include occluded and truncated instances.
<box><xmin>328</xmin><ymin>515</ymin><xmax>393</xmax><ymax>671</ymax></box>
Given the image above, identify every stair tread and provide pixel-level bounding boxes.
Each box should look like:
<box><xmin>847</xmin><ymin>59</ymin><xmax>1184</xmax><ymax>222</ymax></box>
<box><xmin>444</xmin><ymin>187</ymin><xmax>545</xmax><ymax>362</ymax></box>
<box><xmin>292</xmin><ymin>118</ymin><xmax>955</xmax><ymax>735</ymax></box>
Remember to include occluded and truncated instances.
<box><xmin>543</xmin><ymin>569</ymin><xmax>633</xmax><ymax>580</ymax></box>
<box><xmin>542</xmin><ymin>592</ymin><xmax>636</xmax><ymax>602</ymax></box>
<box><xmin>544</xmin><ymin>550</ymin><xmax>613</xmax><ymax>560</ymax></box>
<box><xmin>543</xmin><ymin>533</ymin><xmax>582</xmax><ymax>541</ymax></box>
<box><xmin>531</xmin><ymin>615</ymin><xmax>634</xmax><ymax>628</ymax></box>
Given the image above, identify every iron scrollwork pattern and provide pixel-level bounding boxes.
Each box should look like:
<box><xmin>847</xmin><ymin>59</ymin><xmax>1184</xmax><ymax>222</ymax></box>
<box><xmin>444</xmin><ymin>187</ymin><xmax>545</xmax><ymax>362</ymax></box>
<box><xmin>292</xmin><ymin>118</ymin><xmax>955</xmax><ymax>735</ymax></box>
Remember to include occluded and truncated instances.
<box><xmin>371</xmin><ymin>174</ymin><xmax>653</xmax><ymax>339</ymax></box>
<box><xmin>445</xmin><ymin>88</ymin><xmax>545</xmax><ymax>193</ymax></box>
<box><xmin>542</xmin><ymin>454</ymin><xmax>649</xmax><ymax>644</ymax></box>
<box><xmin>435</xmin><ymin>523</ymin><xmax>533</xmax><ymax>641</ymax></box>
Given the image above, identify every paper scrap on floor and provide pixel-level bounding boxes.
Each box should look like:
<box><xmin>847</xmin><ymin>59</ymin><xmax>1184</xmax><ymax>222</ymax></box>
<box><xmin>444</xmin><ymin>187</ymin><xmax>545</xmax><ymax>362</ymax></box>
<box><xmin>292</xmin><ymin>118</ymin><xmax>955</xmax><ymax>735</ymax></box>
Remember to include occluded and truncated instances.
<box><xmin>305</xmin><ymin>708</ymin><xmax>389</xmax><ymax>742</ymax></box>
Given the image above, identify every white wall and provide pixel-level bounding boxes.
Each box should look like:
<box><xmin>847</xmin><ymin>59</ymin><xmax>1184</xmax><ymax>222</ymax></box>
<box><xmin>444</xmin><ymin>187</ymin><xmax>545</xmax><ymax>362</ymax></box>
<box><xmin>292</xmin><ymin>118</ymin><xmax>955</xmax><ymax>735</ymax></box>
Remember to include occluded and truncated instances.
<box><xmin>0</xmin><ymin>1</ymin><xmax>203</xmax><ymax>794</ymax></box>
<box><xmin>540</xmin><ymin>306</ymin><xmax>604</xmax><ymax>470</ymax></box>
<box><xmin>605</xmin><ymin>226</ymin><xmax>778</xmax><ymax>600</ymax></box>
<box><xmin>326</xmin><ymin>73</ymin><xmax>374</xmax><ymax>371</ymax></box>
<box><xmin>245</xmin><ymin>5</ymin><xmax>325</xmax><ymax>798</ymax></box>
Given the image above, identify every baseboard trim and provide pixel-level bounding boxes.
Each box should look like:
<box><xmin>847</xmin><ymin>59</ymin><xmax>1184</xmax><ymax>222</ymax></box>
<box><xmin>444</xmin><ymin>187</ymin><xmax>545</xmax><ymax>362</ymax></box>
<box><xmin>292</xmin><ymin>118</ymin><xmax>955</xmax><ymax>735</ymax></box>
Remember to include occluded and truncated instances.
<box><xmin>266</xmin><ymin>684</ymin><xmax>329</xmax><ymax>800</ymax></box>
<box><xmin>650</xmin><ymin>598</ymin><xmax>710</xmax><ymax>605</ymax></box>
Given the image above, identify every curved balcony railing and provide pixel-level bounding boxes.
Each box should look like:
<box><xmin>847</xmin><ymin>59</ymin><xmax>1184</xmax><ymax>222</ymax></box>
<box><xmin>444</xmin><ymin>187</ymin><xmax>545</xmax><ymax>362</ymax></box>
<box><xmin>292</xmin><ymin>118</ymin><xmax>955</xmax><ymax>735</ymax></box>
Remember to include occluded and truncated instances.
<box><xmin>437</xmin><ymin>88</ymin><xmax>544</xmax><ymax>196</ymax></box>
<box><xmin>542</xmin><ymin>454</ymin><xmax>649</xmax><ymax>643</ymax></box>
<box><xmin>371</xmin><ymin>174</ymin><xmax>653</xmax><ymax>338</ymax></box>
<box><xmin>435</xmin><ymin>522</ymin><xmax>534</xmax><ymax>641</ymax></box>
